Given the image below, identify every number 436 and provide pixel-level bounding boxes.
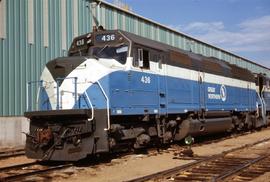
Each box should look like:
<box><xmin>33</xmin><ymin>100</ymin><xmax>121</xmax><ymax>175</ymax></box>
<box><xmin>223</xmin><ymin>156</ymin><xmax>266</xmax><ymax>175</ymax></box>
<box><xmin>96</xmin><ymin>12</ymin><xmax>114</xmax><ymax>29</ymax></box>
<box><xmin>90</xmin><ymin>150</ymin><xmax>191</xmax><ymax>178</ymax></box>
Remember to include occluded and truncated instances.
<box><xmin>141</xmin><ymin>76</ymin><xmax>151</xmax><ymax>84</ymax></box>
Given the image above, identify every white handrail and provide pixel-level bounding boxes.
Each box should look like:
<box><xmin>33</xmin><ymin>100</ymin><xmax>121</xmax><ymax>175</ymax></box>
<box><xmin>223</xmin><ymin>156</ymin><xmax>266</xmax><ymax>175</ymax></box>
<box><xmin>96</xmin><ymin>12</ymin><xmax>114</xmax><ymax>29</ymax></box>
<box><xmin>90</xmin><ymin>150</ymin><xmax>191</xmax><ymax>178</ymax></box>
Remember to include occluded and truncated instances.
<box><xmin>84</xmin><ymin>92</ymin><xmax>94</xmax><ymax>121</ymax></box>
<box><xmin>36</xmin><ymin>86</ymin><xmax>41</xmax><ymax>110</ymax></box>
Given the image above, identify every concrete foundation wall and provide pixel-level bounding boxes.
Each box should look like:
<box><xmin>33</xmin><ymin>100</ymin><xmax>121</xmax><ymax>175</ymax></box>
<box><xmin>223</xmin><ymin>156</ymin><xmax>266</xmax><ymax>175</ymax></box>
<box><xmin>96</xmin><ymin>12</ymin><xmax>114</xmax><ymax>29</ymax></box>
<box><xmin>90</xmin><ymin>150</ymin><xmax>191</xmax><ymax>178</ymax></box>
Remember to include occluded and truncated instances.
<box><xmin>0</xmin><ymin>117</ymin><xmax>29</xmax><ymax>147</ymax></box>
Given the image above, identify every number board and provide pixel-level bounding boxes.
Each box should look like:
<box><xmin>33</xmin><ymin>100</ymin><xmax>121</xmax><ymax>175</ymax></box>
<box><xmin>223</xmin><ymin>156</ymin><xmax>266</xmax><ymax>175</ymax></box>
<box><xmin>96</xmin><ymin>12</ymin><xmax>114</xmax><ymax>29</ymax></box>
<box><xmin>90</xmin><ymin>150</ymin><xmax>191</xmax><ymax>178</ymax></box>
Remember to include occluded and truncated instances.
<box><xmin>95</xmin><ymin>34</ymin><xmax>116</xmax><ymax>43</ymax></box>
<box><xmin>76</xmin><ymin>39</ymin><xmax>85</xmax><ymax>46</ymax></box>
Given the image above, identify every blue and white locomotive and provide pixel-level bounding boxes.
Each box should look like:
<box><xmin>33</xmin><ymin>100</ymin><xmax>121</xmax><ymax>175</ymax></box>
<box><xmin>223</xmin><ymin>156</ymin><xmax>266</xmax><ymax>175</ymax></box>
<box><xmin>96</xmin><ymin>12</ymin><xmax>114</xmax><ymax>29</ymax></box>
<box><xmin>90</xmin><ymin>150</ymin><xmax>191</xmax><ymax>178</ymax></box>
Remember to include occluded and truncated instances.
<box><xmin>25</xmin><ymin>28</ymin><xmax>270</xmax><ymax>161</ymax></box>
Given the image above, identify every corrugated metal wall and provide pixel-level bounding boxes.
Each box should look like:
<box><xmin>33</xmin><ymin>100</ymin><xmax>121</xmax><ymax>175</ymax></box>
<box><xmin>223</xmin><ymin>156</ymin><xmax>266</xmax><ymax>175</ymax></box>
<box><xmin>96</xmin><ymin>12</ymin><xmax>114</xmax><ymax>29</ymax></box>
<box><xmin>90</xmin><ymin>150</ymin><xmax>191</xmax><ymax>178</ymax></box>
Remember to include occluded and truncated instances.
<box><xmin>0</xmin><ymin>0</ymin><xmax>269</xmax><ymax>116</ymax></box>
<box><xmin>0</xmin><ymin>0</ymin><xmax>94</xmax><ymax>116</ymax></box>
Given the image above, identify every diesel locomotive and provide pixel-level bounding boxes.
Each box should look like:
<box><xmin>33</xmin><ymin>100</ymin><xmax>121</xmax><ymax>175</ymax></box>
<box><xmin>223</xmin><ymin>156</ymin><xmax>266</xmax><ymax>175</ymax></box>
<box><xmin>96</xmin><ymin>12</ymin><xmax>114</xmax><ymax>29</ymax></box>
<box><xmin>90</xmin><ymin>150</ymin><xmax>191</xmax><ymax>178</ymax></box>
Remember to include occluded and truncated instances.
<box><xmin>24</xmin><ymin>27</ymin><xmax>270</xmax><ymax>161</ymax></box>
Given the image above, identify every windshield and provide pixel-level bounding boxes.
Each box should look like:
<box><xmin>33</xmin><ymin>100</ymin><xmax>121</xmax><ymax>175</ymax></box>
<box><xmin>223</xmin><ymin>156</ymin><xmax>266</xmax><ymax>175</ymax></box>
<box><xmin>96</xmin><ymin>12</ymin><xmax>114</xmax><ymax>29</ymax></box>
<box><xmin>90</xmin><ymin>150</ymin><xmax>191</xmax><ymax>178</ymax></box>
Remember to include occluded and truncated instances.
<box><xmin>89</xmin><ymin>45</ymin><xmax>129</xmax><ymax>64</ymax></box>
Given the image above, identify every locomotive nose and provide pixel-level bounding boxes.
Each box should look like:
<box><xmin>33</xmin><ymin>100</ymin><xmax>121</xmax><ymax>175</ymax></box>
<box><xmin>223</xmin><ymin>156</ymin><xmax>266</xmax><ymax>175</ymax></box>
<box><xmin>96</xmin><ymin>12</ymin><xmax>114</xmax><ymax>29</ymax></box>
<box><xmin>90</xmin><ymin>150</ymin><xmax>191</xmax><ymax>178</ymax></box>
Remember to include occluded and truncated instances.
<box><xmin>40</xmin><ymin>57</ymin><xmax>111</xmax><ymax>110</ymax></box>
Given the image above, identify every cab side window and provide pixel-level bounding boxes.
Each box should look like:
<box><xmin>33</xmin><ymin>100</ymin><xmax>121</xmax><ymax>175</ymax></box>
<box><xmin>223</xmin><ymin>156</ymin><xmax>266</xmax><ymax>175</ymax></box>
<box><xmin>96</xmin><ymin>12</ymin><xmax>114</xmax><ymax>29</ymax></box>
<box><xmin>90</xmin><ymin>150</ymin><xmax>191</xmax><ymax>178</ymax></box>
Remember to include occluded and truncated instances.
<box><xmin>158</xmin><ymin>55</ymin><xmax>163</xmax><ymax>69</ymax></box>
<box><xmin>136</xmin><ymin>48</ymin><xmax>150</xmax><ymax>69</ymax></box>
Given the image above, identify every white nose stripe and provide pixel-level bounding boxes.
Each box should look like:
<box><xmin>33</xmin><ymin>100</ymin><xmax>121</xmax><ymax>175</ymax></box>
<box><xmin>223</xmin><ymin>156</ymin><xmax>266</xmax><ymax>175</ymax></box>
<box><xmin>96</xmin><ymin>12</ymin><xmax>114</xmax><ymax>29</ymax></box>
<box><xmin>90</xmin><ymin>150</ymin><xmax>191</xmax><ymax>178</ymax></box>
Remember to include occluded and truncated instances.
<box><xmin>41</xmin><ymin>59</ymin><xmax>114</xmax><ymax>110</ymax></box>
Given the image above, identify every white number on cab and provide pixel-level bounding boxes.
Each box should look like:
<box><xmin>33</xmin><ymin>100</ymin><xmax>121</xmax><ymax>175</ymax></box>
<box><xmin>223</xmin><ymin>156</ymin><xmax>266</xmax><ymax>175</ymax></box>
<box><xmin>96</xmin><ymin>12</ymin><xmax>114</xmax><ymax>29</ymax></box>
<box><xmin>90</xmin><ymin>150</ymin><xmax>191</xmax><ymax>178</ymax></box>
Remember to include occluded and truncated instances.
<box><xmin>101</xmin><ymin>34</ymin><xmax>115</xmax><ymax>42</ymax></box>
<box><xmin>76</xmin><ymin>39</ymin><xmax>84</xmax><ymax>46</ymax></box>
<box><xmin>141</xmin><ymin>76</ymin><xmax>151</xmax><ymax>84</ymax></box>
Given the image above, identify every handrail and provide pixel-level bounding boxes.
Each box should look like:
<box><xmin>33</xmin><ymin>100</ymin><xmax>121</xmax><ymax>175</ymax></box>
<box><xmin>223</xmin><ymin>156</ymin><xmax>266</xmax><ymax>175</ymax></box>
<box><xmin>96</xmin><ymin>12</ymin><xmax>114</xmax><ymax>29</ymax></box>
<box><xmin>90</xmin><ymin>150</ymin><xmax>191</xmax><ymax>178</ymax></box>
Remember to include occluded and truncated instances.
<box><xmin>56</xmin><ymin>80</ymin><xmax>94</xmax><ymax>121</ymax></box>
<box><xmin>256</xmin><ymin>91</ymin><xmax>265</xmax><ymax>124</ymax></box>
<box><xmin>261</xmin><ymin>86</ymin><xmax>267</xmax><ymax>124</ymax></box>
<box><xmin>95</xmin><ymin>80</ymin><xmax>110</xmax><ymax>130</ymax></box>
<box><xmin>84</xmin><ymin>92</ymin><xmax>94</xmax><ymax>121</ymax></box>
<box><xmin>35</xmin><ymin>81</ymin><xmax>43</xmax><ymax>110</ymax></box>
<box><xmin>26</xmin><ymin>80</ymin><xmax>44</xmax><ymax>111</ymax></box>
<box><xmin>55</xmin><ymin>77</ymin><xmax>78</xmax><ymax>110</ymax></box>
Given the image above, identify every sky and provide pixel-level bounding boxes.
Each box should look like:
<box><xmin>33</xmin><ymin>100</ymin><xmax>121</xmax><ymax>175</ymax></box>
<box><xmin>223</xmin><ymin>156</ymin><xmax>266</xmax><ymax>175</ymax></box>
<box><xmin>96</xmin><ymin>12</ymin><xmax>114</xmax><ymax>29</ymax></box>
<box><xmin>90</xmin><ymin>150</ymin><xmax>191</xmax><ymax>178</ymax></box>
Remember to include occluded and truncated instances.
<box><xmin>106</xmin><ymin>0</ymin><xmax>270</xmax><ymax>68</ymax></box>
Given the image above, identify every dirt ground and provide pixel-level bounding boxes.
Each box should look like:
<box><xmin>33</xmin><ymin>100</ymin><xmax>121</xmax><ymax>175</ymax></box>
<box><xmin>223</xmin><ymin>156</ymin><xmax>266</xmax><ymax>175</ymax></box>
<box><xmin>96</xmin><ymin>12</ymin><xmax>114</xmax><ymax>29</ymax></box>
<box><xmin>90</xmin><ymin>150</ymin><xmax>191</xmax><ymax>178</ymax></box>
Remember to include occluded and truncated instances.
<box><xmin>252</xmin><ymin>172</ymin><xmax>270</xmax><ymax>182</ymax></box>
<box><xmin>52</xmin><ymin>129</ymin><xmax>270</xmax><ymax>182</ymax></box>
<box><xmin>0</xmin><ymin>156</ymin><xmax>34</xmax><ymax>168</ymax></box>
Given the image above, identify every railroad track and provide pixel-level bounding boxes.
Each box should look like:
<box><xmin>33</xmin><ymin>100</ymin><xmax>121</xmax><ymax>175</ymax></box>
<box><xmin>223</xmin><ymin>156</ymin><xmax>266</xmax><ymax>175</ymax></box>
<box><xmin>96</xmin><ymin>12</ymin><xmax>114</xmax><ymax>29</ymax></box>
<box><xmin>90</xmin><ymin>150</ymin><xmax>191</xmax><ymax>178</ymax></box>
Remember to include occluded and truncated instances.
<box><xmin>0</xmin><ymin>148</ymin><xmax>25</xmax><ymax>160</ymax></box>
<box><xmin>145</xmin><ymin>129</ymin><xmax>263</xmax><ymax>157</ymax></box>
<box><xmin>223</xmin><ymin>155</ymin><xmax>270</xmax><ymax>181</ymax></box>
<box><xmin>0</xmin><ymin>161</ymin><xmax>72</xmax><ymax>182</ymax></box>
<box><xmin>0</xmin><ymin>129</ymin><xmax>268</xmax><ymax>182</ymax></box>
<box><xmin>126</xmin><ymin>137</ymin><xmax>270</xmax><ymax>182</ymax></box>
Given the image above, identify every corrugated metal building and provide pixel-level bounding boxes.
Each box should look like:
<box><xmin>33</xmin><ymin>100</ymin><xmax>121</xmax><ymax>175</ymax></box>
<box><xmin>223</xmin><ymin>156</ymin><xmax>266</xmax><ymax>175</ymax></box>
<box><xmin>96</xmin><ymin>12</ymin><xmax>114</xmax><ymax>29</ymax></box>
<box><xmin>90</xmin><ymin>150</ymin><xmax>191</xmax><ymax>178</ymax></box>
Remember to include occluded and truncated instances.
<box><xmin>0</xmin><ymin>0</ymin><xmax>269</xmax><ymax>116</ymax></box>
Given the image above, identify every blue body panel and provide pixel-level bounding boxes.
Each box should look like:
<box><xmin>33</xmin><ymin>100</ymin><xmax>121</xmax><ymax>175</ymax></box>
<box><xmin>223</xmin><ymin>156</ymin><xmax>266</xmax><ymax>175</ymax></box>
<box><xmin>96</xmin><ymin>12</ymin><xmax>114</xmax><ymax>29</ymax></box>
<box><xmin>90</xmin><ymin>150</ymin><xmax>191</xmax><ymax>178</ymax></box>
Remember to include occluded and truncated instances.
<box><xmin>108</xmin><ymin>71</ymin><xmax>257</xmax><ymax>115</ymax></box>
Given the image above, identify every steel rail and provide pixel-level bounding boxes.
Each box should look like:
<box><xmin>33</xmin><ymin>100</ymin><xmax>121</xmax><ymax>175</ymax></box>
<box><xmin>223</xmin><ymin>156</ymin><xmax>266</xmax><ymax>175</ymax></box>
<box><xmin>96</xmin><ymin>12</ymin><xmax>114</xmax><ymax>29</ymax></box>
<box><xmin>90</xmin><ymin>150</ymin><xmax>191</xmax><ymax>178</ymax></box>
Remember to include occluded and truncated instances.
<box><xmin>1</xmin><ymin>164</ymin><xmax>73</xmax><ymax>182</ymax></box>
<box><xmin>0</xmin><ymin>161</ymin><xmax>72</xmax><ymax>182</ymax></box>
<box><xmin>0</xmin><ymin>149</ymin><xmax>25</xmax><ymax>160</ymax></box>
<box><xmin>0</xmin><ymin>161</ymin><xmax>38</xmax><ymax>172</ymax></box>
